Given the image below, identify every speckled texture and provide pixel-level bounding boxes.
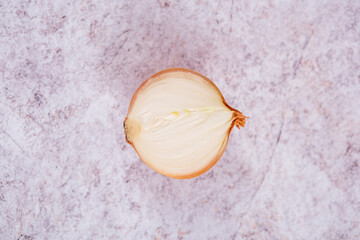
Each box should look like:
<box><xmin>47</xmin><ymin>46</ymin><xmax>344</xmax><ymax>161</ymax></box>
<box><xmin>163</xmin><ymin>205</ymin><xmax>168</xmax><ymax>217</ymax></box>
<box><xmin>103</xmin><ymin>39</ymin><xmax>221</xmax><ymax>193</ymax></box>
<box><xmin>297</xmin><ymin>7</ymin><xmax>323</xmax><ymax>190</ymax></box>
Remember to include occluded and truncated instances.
<box><xmin>1</xmin><ymin>0</ymin><xmax>360</xmax><ymax>239</ymax></box>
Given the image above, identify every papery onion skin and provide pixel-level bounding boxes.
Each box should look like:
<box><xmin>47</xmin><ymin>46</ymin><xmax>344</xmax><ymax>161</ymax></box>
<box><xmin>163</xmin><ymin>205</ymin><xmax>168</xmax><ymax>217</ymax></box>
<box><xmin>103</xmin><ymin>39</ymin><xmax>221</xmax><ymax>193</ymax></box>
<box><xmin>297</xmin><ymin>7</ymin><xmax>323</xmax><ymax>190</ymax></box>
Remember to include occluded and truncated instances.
<box><xmin>124</xmin><ymin>68</ymin><xmax>247</xmax><ymax>179</ymax></box>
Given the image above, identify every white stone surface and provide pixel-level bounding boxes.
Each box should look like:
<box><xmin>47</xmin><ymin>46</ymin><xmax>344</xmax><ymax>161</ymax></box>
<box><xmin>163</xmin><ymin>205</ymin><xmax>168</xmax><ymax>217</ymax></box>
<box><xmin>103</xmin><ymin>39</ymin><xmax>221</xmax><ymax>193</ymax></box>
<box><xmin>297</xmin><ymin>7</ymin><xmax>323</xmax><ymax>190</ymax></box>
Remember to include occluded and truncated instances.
<box><xmin>1</xmin><ymin>0</ymin><xmax>360</xmax><ymax>239</ymax></box>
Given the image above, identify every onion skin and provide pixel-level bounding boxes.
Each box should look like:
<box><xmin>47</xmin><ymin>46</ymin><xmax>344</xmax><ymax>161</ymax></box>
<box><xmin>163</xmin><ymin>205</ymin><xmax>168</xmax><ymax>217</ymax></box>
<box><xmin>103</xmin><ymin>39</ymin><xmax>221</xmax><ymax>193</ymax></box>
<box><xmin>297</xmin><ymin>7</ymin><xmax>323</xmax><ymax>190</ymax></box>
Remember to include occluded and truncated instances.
<box><xmin>124</xmin><ymin>68</ymin><xmax>247</xmax><ymax>179</ymax></box>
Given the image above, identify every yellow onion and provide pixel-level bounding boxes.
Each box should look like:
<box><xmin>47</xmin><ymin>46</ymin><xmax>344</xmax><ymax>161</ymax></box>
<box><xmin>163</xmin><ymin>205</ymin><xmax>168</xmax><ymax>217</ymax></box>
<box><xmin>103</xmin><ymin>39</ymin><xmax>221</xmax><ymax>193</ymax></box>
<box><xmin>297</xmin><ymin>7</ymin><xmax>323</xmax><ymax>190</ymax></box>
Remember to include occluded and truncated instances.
<box><xmin>124</xmin><ymin>68</ymin><xmax>247</xmax><ymax>179</ymax></box>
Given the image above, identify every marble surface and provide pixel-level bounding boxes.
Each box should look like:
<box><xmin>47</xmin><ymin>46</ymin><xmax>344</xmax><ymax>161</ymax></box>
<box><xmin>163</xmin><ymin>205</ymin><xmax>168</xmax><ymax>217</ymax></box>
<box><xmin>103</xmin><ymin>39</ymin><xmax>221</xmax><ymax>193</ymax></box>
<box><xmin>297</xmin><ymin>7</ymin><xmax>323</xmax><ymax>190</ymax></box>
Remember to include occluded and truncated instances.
<box><xmin>1</xmin><ymin>0</ymin><xmax>360</xmax><ymax>239</ymax></box>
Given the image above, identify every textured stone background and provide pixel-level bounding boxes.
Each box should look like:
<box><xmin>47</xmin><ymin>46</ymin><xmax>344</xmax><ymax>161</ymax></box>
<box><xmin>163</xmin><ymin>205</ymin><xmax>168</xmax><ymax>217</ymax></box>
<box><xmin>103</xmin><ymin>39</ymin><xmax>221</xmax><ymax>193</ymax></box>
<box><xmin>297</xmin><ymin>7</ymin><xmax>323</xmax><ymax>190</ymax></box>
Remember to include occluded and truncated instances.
<box><xmin>1</xmin><ymin>0</ymin><xmax>360</xmax><ymax>239</ymax></box>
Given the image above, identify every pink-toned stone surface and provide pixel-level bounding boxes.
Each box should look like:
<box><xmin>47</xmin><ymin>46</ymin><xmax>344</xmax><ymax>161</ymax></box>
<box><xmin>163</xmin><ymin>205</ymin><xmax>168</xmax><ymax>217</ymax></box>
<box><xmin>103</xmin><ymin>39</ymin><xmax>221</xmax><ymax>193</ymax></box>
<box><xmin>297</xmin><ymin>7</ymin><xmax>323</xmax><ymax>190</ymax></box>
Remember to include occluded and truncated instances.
<box><xmin>1</xmin><ymin>0</ymin><xmax>360</xmax><ymax>239</ymax></box>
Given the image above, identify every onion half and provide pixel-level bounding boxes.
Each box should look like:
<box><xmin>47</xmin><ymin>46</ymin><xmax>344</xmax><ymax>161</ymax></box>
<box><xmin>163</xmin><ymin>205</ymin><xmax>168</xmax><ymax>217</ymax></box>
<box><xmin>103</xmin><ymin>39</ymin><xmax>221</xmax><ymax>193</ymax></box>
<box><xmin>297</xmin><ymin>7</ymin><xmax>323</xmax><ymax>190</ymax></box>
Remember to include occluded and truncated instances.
<box><xmin>124</xmin><ymin>68</ymin><xmax>246</xmax><ymax>179</ymax></box>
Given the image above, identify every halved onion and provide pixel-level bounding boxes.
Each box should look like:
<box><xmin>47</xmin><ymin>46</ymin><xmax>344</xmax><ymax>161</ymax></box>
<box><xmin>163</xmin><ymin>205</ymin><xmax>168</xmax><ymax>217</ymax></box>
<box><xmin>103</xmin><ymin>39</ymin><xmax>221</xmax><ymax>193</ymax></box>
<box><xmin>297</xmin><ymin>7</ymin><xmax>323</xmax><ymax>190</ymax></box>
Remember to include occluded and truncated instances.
<box><xmin>124</xmin><ymin>68</ymin><xmax>246</xmax><ymax>179</ymax></box>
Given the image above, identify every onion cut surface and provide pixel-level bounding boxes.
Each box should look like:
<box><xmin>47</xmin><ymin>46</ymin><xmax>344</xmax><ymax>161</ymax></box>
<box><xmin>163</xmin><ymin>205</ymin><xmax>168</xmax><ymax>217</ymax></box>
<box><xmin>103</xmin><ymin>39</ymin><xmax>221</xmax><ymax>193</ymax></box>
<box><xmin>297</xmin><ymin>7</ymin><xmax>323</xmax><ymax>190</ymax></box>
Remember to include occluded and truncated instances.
<box><xmin>124</xmin><ymin>68</ymin><xmax>246</xmax><ymax>179</ymax></box>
